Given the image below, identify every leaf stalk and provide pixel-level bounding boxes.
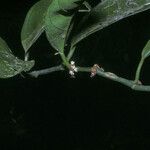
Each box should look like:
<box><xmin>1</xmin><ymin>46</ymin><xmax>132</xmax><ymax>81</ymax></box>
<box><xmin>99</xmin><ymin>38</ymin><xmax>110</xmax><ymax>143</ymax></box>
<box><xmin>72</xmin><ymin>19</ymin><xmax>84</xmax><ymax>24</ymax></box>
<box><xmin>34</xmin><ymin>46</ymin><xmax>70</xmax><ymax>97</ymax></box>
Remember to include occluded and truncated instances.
<box><xmin>134</xmin><ymin>57</ymin><xmax>144</xmax><ymax>83</ymax></box>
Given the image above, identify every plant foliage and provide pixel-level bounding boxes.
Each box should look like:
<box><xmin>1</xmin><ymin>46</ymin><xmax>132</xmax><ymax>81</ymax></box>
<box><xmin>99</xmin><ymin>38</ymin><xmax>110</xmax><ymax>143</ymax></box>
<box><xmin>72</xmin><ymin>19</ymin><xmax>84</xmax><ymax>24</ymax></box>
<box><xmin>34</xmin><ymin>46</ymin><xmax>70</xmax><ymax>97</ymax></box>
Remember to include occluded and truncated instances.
<box><xmin>1</xmin><ymin>0</ymin><xmax>150</xmax><ymax>91</ymax></box>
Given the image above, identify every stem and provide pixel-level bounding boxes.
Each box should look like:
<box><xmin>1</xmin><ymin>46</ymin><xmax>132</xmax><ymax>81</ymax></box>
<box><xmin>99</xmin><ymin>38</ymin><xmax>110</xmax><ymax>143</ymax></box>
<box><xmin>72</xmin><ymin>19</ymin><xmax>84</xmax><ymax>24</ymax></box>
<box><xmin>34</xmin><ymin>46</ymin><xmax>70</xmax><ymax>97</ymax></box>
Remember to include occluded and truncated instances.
<box><xmin>67</xmin><ymin>46</ymin><xmax>76</xmax><ymax>60</ymax></box>
<box><xmin>25</xmin><ymin>47</ymin><xmax>150</xmax><ymax>92</ymax></box>
<box><xmin>24</xmin><ymin>52</ymin><xmax>30</xmax><ymax>61</ymax></box>
<box><xmin>134</xmin><ymin>57</ymin><xmax>144</xmax><ymax>83</ymax></box>
<box><xmin>28</xmin><ymin>65</ymin><xmax>64</xmax><ymax>78</ymax></box>
<box><xmin>28</xmin><ymin>51</ymin><xmax>70</xmax><ymax>77</ymax></box>
<box><xmin>28</xmin><ymin>65</ymin><xmax>150</xmax><ymax>92</ymax></box>
<box><xmin>60</xmin><ymin>53</ymin><xmax>70</xmax><ymax>68</ymax></box>
<box><xmin>78</xmin><ymin>66</ymin><xmax>150</xmax><ymax>92</ymax></box>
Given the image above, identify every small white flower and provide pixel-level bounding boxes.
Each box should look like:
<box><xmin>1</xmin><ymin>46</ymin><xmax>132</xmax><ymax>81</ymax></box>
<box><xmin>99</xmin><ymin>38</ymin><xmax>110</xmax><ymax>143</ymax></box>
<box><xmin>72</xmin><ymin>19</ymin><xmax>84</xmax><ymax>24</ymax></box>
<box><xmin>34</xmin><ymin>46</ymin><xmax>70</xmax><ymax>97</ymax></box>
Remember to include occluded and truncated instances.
<box><xmin>69</xmin><ymin>60</ymin><xmax>78</xmax><ymax>77</ymax></box>
<box><xmin>70</xmin><ymin>61</ymin><xmax>75</xmax><ymax>65</ymax></box>
<box><xmin>74</xmin><ymin>67</ymin><xmax>78</xmax><ymax>72</ymax></box>
<box><xmin>69</xmin><ymin>70</ymin><xmax>74</xmax><ymax>76</ymax></box>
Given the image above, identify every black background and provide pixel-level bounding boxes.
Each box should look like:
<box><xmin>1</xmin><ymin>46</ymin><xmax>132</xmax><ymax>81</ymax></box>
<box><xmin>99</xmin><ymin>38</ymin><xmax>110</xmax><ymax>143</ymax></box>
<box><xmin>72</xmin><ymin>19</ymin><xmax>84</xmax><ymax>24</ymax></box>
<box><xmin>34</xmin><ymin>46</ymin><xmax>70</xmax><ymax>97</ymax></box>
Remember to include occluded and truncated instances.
<box><xmin>0</xmin><ymin>0</ymin><xmax>150</xmax><ymax>149</ymax></box>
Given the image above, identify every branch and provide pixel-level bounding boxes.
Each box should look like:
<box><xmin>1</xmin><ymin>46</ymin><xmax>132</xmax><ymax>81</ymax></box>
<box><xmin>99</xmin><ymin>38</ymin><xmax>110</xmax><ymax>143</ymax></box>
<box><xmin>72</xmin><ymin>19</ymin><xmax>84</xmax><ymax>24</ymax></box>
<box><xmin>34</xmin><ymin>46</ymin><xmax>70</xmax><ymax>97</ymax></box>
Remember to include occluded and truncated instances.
<box><xmin>28</xmin><ymin>65</ymin><xmax>64</xmax><ymax>78</ymax></box>
<box><xmin>27</xmin><ymin>63</ymin><xmax>150</xmax><ymax>92</ymax></box>
<box><xmin>77</xmin><ymin>66</ymin><xmax>150</xmax><ymax>92</ymax></box>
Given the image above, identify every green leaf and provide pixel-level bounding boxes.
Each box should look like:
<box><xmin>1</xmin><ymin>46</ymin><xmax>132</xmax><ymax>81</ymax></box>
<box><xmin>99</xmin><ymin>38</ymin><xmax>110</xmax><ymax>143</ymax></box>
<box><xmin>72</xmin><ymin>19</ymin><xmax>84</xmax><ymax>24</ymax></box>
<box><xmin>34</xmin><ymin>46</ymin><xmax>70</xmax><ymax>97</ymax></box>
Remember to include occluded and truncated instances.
<box><xmin>71</xmin><ymin>0</ymin><xmax>150</xmax><ymax>46</ymax></box>
<box><xmin>45</xmin><ymin>0</ymin><xmax>84</xmax><ymax>52</ymax></box>
<box><xmin>21</xmin><ymin>0</ymin><xmax>52</xmax><ymax>52</ymax></box>
<box><xmin>0</xmin><ymin>37</ymin><xmax>34</xmax><ymax>78</ymax></box>
<box><xmin>142</xmin><ymin>40</ymin><xmax>150</xmax><ymax>59</ymax></box>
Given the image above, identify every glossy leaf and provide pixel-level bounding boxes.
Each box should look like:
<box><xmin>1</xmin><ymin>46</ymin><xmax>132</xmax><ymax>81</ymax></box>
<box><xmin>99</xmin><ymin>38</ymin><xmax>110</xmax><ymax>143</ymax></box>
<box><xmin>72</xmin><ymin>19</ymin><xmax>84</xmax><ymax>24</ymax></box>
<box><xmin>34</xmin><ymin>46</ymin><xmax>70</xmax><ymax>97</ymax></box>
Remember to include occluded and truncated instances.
<box><xmin>45</xmin><ymin>0</ymin><xmax>84</xmax><ymax>52</ymax></box>
<box><xmin>141</xmin><ymin>40</ymin><xmax>150</xmax><ymax>59</ymax></box>
<box><xmin>21</xmin><ymin>0</ymin><xmax>52</xmax><ymax>52</ymax></box>
<box><xmin>0</xmin><ymin>37</ymin><xmax>34</xmax><ymax>78</ymax></box>
<box><xmin>71</xmin><ymin>0</ymin><xmax>150</xmax><ymax>46</ymax></box>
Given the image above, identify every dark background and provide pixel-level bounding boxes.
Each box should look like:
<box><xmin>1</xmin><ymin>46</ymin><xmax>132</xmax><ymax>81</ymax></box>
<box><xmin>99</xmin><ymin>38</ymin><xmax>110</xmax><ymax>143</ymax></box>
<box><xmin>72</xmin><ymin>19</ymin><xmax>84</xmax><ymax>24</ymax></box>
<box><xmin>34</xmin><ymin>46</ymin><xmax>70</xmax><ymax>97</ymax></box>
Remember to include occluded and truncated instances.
<box><xmin>0</xmin><ymin>0</ymin><xmax>150</xmax><ymax>149</ymax></box>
